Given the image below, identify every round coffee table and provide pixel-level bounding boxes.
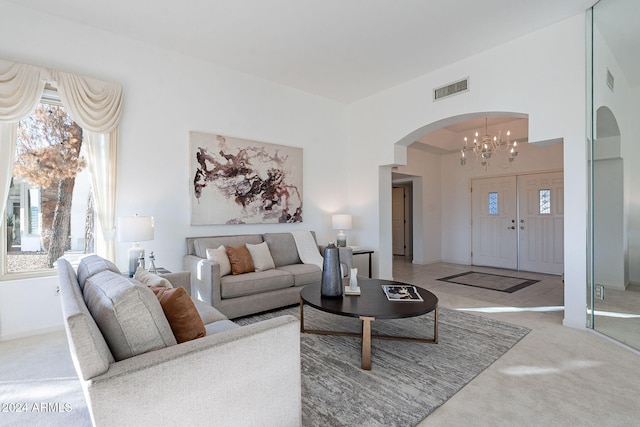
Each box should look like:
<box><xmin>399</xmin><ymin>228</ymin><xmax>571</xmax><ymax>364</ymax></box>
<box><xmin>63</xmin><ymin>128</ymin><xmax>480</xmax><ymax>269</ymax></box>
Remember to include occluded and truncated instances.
<box><xmin>299</xmin><ymin>279</ymin><xmax>438</xmax><ymax>370</ymax></box>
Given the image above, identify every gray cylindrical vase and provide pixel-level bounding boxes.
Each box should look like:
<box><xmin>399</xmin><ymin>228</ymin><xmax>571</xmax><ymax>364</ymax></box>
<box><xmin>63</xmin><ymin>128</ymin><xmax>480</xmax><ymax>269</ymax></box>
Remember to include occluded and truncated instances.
<box><xmin>321</xmin><ymin>242</ymin><xmax>343</xmax><ymax>297</ymax></box>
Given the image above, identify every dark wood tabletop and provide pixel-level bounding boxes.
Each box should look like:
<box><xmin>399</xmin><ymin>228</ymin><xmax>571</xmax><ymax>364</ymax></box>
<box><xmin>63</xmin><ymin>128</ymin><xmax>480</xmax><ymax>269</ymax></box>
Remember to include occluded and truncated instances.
<box><xmin>300</xmin><ymin>279</ymin><xmax>438</xmax><ymax>320</ymax></box>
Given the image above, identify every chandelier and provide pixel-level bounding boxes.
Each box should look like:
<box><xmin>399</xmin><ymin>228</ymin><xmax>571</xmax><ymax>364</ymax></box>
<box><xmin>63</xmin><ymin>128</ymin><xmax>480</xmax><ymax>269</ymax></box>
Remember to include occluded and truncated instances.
<box><xmin>460</xmin><ymin>118</ymin><xmax>518</xmax><ymax>167</ymax></box>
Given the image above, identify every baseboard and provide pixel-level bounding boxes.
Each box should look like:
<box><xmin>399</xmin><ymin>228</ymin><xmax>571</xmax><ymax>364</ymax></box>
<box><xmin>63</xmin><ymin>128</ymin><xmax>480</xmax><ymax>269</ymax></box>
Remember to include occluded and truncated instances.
<box><xmin>411</xmin><ymin>258</ymin><xmax>442</xmax><ymax>266</ymax></box>
<box><xmin>0</xmin><ymin>325</ymin><xmax>64</xmax><ymax>342</ymax></box>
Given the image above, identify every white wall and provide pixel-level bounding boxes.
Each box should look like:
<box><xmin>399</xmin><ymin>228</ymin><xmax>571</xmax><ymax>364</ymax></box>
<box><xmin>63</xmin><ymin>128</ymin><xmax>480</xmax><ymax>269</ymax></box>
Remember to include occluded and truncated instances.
<box><xmin>0</xmin><ymin>3</ymin><xmax>349</xmax><ymax>339</ymax></box>
<box><xmin>348</xmin><ymin>15</ymin><xmax>587</xmax><ymax>328</ymax></box>
<box><xmin>0</xmin><ymin>5</ymin><xmax>593</xmax><ymax>337</ymax></box>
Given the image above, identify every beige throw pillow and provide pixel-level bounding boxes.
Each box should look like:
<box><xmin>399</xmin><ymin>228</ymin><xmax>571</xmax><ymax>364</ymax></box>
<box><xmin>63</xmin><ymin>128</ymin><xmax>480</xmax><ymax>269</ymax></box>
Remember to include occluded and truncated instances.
<box><xmin>206</xmin><ymin>245</ymin><xmax>231</xmax><ymax>276</ymax></box>
<box><xmin>246</xmin><ymin>241</ymin><xmax>276</xmax><ymax>272</ymax></box>
<box><xmin>134</xmin><ymin>266</ymin><xmax>173</xmax><ymax>288</ymax></box>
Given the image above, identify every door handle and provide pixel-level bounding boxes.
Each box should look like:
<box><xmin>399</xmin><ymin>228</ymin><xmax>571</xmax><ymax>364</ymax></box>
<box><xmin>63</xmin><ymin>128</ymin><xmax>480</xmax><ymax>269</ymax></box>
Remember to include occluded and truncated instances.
<box><xmin>520</xmin><ymin>226</ymin><xmax>525</xmax><ymax>230</ymax></box>
<box><xmin>508</xmin><ymin>226</ymin><xmax>515</xmax><ymax>230</ymax></box>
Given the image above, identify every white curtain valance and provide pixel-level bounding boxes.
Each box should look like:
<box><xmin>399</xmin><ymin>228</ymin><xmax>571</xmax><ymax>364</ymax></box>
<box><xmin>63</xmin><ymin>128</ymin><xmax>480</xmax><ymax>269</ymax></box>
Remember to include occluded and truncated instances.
<box><xmin>0</xmin><ymin>59</ymin><xmax>47</xmax><ymax>122</ymax></box>
<box><xmin>55</xmin><ymin>70</ymin><xmax>123</xmax><ymax>134</ymax></box>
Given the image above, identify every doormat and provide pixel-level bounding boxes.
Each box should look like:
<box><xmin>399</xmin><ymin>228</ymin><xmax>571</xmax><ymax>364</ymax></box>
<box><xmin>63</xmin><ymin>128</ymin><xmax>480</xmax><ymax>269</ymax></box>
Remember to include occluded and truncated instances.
<box><xmin>437</xmin><ymin>271</ymin><xmax>539</xmax><ymax>293</ymax></box>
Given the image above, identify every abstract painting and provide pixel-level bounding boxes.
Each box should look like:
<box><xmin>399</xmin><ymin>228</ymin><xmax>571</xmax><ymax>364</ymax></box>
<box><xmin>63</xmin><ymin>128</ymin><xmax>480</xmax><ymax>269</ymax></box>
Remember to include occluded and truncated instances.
<box><xmin>190</xmin><ymin>131</ymin><xmax>303</xmax><ymax>225</ymax></box>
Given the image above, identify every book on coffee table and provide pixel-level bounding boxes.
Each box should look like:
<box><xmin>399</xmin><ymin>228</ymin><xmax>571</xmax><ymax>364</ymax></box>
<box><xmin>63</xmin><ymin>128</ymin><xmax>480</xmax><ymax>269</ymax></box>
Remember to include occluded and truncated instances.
<box><xmin>382</xmin><ymin>285</ymin><xmax>423</xmax><ymax>302</ymax></box>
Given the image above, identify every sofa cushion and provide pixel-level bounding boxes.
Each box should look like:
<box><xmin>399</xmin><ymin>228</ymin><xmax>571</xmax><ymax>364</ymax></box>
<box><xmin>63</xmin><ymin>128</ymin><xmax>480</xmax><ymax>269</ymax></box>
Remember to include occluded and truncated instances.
<box><xmin>220</xmin><ymin>270</ymin><xmax>293</xmax><ymax>299</ymax></box>
<box><xmin>263</xmin><ymin>233</ymin><xmax>302</xmax><ymax>267</ymax></box>
<box><xmin>192</xmin><ymin>235</ymin><xmax>263</xmax><ymax>258</ymax></box>
<box><xmin>134</xmin><ymin>267</ymin><xmax>173</xmax><ymax>288</ymax></box>
<box><xmin>246</xmin><ymin>241</ymin><xmax>276</xmax><ymax>272</ymax></box>
<box><xmin>227</xmin><ymin>245</ymin><xmax>255</xmax><ymax>275</ymax></box>
<box><xmin>204</xmin><ymin>319</ymin><xmax>241</xmax><ymax>335</ymax></box>
<box><xmin>206</xmin><ymin>245</ymin><xmax>231</xmax><ymax>276</ymax></box>
<box><xmin>83</xmin><ymin>270</ymin><xmax>177</xmax><ymax>361</ymax></box>
<box><xmin>76</xmin><ymin>255</ymin><xmax>121</xmax><ymax>290</ymax></box>
<box><xmin>151</xmin><ymin>287</ymin><xmax>206</xmax><ymax>343</ymax></box>
<box><xmin>192</xmin><ymin>299</ymin><xmax>229</xmax><ymax>324</ymax></box>
<box><xmin>277</xmin><ymin>264</ymin><xmax>322</xmax><ymax>286</ymax></box>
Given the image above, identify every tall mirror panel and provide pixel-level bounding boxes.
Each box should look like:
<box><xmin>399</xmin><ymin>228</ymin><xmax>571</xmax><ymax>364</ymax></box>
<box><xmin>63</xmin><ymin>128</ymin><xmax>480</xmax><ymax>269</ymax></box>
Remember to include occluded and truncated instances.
<box><xmin>589</xmin><ymin>0</ymin><xmax>640</xmax><ymax>349</ymax></box>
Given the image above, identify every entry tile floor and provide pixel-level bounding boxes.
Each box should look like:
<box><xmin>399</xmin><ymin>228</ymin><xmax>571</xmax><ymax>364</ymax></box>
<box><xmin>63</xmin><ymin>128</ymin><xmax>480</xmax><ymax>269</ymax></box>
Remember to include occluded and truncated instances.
<box><xmin>392</xmin><ymin>257</ymin><xmax>564</xmax><ymax>314</ymax></box>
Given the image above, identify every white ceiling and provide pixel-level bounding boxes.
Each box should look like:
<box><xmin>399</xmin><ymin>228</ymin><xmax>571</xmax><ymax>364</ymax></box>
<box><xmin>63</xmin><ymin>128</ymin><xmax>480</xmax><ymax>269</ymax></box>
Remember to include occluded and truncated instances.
<box><xmin>5</xmin><ymin>0</ymin><xmax>596</xmax><ymax>103</ymax></box>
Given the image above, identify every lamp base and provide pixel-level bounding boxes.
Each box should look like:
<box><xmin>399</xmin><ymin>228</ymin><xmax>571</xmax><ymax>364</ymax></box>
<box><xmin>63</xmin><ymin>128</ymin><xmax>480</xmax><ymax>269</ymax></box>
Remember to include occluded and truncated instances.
<box><xmin>128</xmin><ymin>244</ymin><xmax>144</xmax><ymax>277</ymax></box>
<box><xmin>336</xmin><ymin>230</ymin><xmax>347</xmax><ymax>247</ymax></box>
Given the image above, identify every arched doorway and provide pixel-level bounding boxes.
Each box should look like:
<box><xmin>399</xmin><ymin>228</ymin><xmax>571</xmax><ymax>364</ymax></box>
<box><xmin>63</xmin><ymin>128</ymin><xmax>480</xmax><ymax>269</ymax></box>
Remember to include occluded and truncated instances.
<box><xmin>390</xmin><ymin>111</ymin><xmax>564</xmax><ymax>274</ymax></box>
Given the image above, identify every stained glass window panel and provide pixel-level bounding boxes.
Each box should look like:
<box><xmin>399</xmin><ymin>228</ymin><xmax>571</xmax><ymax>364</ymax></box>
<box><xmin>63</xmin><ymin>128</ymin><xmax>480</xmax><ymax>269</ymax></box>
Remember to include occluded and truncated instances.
<box><xmin>488</xmin><ymin>192</ymin><xmax>498</xmax><ymax>215</ymax></box>
<box><xmin>539</xmin><ymin>189</ymin><xmax>551</xmax><ymax>214</ymax></box>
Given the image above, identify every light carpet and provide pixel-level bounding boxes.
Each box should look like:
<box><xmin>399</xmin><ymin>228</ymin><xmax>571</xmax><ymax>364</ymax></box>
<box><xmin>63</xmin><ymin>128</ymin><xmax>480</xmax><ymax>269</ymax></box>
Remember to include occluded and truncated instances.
<box><xmin>236</xmin><ymin>304</ymin><xmax>530</xmax><ymax>427</ymax></box>
<box><xmin>437</xmin><ymin>271</ymin><xmax>539</xmax><ymax>293</ymax></box>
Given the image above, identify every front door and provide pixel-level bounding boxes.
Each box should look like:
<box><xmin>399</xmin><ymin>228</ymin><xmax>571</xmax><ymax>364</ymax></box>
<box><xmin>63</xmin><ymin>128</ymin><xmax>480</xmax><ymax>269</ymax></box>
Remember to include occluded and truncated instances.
<box><xmin>471</xmin><ymin>176</ymin><xmax>518</xmax><ymax>269</ymax></box>
<box><xmin>517</xmin><ymin>172</ymin><xmax>564</xmax><ymax>274</ymax></box>
<box><xmin>471</xmin><ymin>172</ymin><xmax>564</xmax><ymax>274</ymax></box>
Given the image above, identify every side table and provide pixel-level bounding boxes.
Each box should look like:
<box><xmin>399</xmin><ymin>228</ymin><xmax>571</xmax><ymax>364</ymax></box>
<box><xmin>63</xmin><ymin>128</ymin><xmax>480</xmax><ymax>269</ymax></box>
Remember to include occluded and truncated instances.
<box><xmin>352</xmin><ymin>249</ymin><xmax>374</xmax><ymax>278</ymax></box>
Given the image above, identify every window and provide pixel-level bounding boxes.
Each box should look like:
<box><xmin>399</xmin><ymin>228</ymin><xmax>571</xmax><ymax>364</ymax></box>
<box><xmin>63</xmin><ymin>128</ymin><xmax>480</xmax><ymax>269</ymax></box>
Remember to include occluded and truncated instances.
<box><xmin>488</xmin><ymin>192</ymin><xmax>498</xmax><ymax>215</ymax></box>
<box><xmin>539</xmin><ymin>189</ymin><xmax>551</xmax><ymax>214</ymax></box>
<box><xmin>4</xmin><ymin>93</ymin><xmax>94</xmax><ymax>275</ymax></box>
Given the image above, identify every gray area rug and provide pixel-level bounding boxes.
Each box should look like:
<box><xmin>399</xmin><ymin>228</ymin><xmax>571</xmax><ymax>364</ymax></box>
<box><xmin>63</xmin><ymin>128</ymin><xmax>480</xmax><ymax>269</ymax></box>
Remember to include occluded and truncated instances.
<box><xmin>437</xmin><ymin>271</ymin><xmax>539</xmax><ymax>293</ymax></box>
<box><xmin>237</xmin><ymin>304</ymin><xmax>530</xmax><ymax>427</ymax></box>
<box><xmin>0</xmin><ymin>303</ymin><xmax>529</xmax><ymax>427</ymax></box>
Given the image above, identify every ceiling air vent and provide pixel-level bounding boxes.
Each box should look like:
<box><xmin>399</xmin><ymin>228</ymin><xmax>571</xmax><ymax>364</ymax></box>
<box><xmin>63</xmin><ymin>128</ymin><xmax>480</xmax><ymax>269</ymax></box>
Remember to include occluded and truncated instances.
<box><xmin>433</xmin><ymin>77</ymin><xmax>469</xmax><ymax>101</ymax></box>
<box><xmin>606</xmin><ymin>68</ymin><xmax>614</xmax><ymax>91</ymax></box>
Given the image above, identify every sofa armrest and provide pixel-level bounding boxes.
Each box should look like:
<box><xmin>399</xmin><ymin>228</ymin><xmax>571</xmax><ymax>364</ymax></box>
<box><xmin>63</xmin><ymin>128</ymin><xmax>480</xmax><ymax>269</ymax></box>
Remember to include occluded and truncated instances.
<box><xmin>183</xmin><ymin>254</ymin><xmax>222</xmax><ymax>306</ymax></box>
<box><xmin>159</xmin><ymin>271</ymin><xmax>191</xmax><ymax>294</ymax></box>
<box><xmin>85</xmin><ymin>315</ymin><xmax>301</xmax><ymax>427</ymax></box>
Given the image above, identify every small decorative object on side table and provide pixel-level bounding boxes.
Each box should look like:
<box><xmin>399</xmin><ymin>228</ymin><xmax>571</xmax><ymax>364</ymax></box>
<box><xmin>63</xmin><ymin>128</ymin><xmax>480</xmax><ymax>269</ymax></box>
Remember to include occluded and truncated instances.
<box><xmin>148</xmin><ymin>251</ymin><xmax>157</xmax><ymax>274</ymax></box>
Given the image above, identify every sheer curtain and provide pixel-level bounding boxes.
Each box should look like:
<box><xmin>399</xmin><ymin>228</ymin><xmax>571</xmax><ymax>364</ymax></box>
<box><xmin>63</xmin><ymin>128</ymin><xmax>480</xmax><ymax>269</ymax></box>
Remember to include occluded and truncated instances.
<box><xmin>0</xmin><ymin>59</ymin><xmax>122</xmax><ymax>262</ymax></box>
<box><xmin>55</xmin><ymin>71</ymin><xmax>123</xmax><ymax>261</ymax></box>
<box><xmin>0</xmin><ymin>60</ymin><xmax>47</xmax><ymax>228</ymax></box>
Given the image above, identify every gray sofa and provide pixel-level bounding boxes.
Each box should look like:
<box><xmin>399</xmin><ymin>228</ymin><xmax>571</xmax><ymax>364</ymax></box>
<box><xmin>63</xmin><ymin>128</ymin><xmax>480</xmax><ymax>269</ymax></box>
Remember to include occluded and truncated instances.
<box><xmin>184</xmin><ymin>232</ymin><xmax>353</xmax><ymax>319</ymax></box>
<box><xmin>57</xmin><ymin>255</ymin><xmax>301</xmax><ymax>427</ymax></box>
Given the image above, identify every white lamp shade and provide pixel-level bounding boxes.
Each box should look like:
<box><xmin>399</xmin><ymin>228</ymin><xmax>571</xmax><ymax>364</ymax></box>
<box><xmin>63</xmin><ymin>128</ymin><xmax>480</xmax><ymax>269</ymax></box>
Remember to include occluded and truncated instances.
<box><xmin>332</xmin><ymin>214</ymin><xmax>352</xmax><ymax>230</ymax></box>
<box><xmin>118</xmin><ymin>216</ymin><xmax>154</xmax><ymax>242</ymax></box>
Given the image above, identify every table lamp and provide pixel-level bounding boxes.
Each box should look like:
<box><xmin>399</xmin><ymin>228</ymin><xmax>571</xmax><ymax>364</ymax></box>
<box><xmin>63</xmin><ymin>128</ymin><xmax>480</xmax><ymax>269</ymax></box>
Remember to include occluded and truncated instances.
<box><xmin>118</xmin><ymin>215</ymin><xmax>154</xmax><ymax>277</ymax></box>
<box><xmin>332</xmin><ymin>214</ymin><xmax>352</xmax><ymax>247</ymax></box>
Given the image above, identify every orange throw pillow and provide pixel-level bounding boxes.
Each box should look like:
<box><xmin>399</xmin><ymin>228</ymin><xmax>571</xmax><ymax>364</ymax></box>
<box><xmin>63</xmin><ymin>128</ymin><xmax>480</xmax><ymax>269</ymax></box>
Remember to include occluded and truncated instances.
<box><xmin>150</xmin><ymin>287</ymin><xmax>206</xmax><ymax>343</ymax></box>
<box><xmin>226</xmin><ymin>245</ymin><xmax>255</xmax><ymax>275</ymax></box>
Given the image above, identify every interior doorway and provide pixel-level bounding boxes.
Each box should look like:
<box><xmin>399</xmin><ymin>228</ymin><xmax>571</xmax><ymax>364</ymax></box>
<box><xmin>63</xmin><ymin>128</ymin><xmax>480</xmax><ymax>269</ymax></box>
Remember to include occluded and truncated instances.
<box><xmin>471</xmin><ymin>171</ymin><xmax>564</xmax><ymax>275</ymax></box>
<box><xmin>392</xmin><ymin>183</ymin><xmax>412</xmax><ymax>258</ymax></box>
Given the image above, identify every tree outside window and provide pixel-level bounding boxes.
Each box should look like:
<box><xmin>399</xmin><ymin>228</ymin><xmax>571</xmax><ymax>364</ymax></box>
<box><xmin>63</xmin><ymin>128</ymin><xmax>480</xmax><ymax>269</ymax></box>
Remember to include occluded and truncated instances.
<box><xmin>4</xmin><ymin>99</ymin><xmax>94</xmax><ymax>273</ymax></box>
